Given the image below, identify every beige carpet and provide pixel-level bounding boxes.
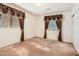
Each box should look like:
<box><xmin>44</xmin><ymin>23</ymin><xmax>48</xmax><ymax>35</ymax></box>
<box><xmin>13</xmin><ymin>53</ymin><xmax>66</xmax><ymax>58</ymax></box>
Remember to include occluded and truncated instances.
<box><xmin>0</xmin><ymin>37</ymin><xmax>78</xmax><ymax>56</ymax></box>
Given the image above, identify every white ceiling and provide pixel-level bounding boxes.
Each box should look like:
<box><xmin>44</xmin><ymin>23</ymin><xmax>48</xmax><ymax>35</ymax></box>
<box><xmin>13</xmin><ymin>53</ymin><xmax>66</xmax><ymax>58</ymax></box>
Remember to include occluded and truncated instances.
<box><xmin>16</xmin><ymin>3</ymin><xmax>75</xmax><ymax>15</ymax></box>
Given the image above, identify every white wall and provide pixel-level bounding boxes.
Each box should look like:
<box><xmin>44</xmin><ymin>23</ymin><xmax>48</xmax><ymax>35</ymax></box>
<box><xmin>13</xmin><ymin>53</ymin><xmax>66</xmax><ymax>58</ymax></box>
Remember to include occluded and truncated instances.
<box><xmin>0</xmin><ymin>28</ymin><xmax>21</xmax><ymax>48</ymax></box>
<box><xmin>62</xmin><ymin>12</ymin><xmax>72</xmax><ymax>42</ymax></box>
<box><xmin>36</xmin><ymin>16</ymin><xmax>45</xmax><ymax>38</ymax></box>
<box><xmin>36</xmin><ymin>11</ymin><xmax>72</xmax><ymax>42</ymax></box>
<box><xmin>24</xmin><ymin>12</ymin><xmax>38</xmax><ymax>39</ymax></box>
<box><xmin>72</xmin><ymin>4</ymin><xmax>79</xmax><ymax>54</ymax></box>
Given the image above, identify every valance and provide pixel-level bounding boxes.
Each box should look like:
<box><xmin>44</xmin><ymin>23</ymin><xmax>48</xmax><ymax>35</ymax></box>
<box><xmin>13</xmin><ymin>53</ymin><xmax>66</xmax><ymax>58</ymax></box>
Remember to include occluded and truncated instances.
<box><xmin>0</xmin><ymin>3</ymin><xmax>25</xmax><ymax>19</ymax></box>
<box><xmin>44</xmin><ymin>14</ymin><xmax>63</xmax><ymax>21</ymax></box>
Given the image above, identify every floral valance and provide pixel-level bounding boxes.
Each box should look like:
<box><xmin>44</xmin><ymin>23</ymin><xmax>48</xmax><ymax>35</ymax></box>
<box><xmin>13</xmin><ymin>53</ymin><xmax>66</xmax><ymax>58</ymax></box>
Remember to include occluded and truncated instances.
<box><xmin>0</xmin><ymin>3</ymin><xmax>25</xmax><ymax>19</ymax></box>
<box><xmin>44</xmin><ymin>14</ymin><xmax>63</xmax><ymax>21</ymax></box>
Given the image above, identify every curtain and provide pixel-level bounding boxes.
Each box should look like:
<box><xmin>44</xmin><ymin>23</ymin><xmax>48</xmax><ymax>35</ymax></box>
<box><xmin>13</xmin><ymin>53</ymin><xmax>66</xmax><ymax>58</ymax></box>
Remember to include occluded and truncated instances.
<box><xmin>56</xmin><ymin>20</ymin><xmax>62</xmax><ymax>41</ymax></box>
<box><xmin>19</xmin><ymin>13</ymin><xmax>24</xmax><ymax>41</ymax></box>
<box><xmin>48</xmin><ymin>19</ymin><xmax>58</xmax><ymax>31</ymax></box>
<box><xmin>0</xmin><ymin>6</ymin><xmax>11</xmax><ymax>28</ymax></box>
<box><xmin>10</xmin><ymin>15</ymin><xmax>20</xmax><ymax>28</ymax></box>
<box><xmin>44</xmin><ymin>17</ymin><xmax>49</xmax><ymax>38</ymax></box>
<box><xmin>0</xmin><ymin>3</ymin><xmax>25</xmax><ymax>41</ymax></box>
<box><xmin>0</xmin><ymin>13</ymin><xmax>11</xmax><ymax>28</ymax></box>
<box><xmin>44</xmin><ymin>14</ymin><xmax>63</xmax><ymax>41</ymax></box>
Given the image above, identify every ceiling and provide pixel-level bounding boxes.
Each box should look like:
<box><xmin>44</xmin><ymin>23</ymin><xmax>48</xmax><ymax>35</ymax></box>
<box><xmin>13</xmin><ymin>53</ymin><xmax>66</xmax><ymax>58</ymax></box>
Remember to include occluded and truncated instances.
<box><xmin>16</xmin><ymin>3</ymin><xmax>75</xmax><ymax>15</ymax></box>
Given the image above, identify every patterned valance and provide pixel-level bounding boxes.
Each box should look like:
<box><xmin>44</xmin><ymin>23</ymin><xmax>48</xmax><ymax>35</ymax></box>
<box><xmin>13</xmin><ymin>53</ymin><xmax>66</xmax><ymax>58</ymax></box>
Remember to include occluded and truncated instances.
<box><xmin>0</xmin><ymin>3</ymin><xmax>25</xmax><ymax>19</ymax></box>
<box><xmin>44</xmin><ymin>14</ymin><xmax>63</xmax><ymax>21</ymax></box>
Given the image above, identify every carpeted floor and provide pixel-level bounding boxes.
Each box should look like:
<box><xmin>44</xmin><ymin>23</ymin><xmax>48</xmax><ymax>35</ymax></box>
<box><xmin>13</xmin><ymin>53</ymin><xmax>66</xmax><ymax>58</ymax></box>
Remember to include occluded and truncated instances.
<box><xmin>0</xmin><ymin>37</ymin><xmax>78</xmax><ymax>56</ymax></box>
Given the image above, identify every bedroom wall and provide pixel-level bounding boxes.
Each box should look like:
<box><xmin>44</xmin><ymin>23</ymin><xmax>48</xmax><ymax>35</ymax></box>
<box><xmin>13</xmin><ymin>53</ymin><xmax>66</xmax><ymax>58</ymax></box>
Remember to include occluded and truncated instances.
<box><xmin>35</xmin><ymin>16</ymin><xmax>45</xmax><ymax>38</ymax></box>
<box><xmin>0</xmin><ymin>28</ymin><xmax>22</xmax><ymax>47</ymax></box>
<box><xmin>36</xmin><ymin>11</ymin><xmax>72</xmax><ymax>42</ymax></box>
<box><xmin>62</xmin><ymin>12</ymin><xmax>72</xmax><ymax>42</ymax></box>
<box><xmin>24</xmin><ymin>12</ymin><xmax>38</xmax><ymax>39</ymax></box>
<box><xmin>0</xmin><ymin>3</ymin><xmax>38</xmax><ymax>48</ymax></box>
<box><xmin>72</xmin><ymin>4</ymin><xmax>79</xmax><ymax>54</ymax></box>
